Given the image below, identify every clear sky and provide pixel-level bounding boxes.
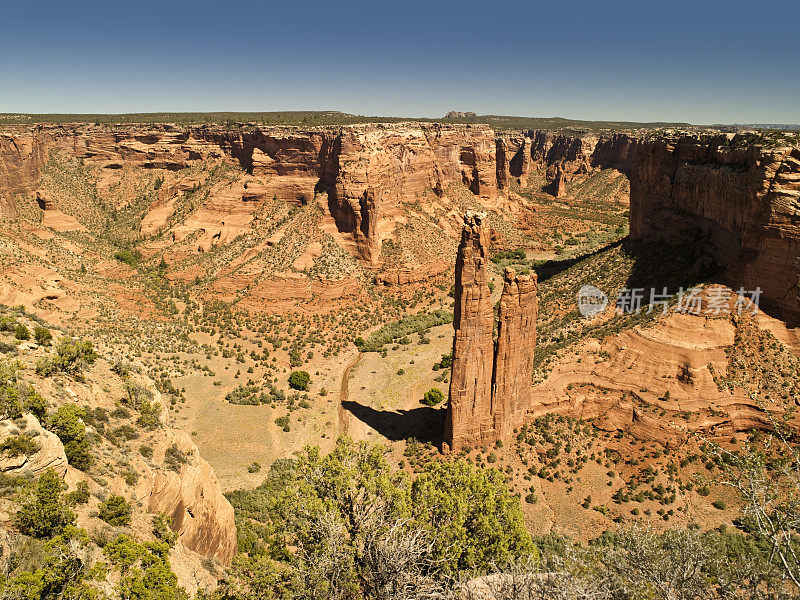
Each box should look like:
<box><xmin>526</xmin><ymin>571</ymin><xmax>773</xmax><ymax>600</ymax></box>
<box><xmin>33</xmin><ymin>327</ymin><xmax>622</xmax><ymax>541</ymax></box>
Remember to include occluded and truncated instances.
<box><xmin>2</xmin><ymin>0</ymin><xmax>798</xmax><ymax>124</ymax></box>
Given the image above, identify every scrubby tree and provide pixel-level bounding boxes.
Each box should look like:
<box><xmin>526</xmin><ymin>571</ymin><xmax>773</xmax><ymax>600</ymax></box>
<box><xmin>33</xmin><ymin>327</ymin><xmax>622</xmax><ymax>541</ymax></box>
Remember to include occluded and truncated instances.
<box><xmin>48</xmin><ymin>404</ymin><xmax>92</xmax><ymax>470</ymax></box>
<box><xmin>14</xmin><ymin>468</ymin><xmax>76</xmax><ymax>538</ymax></box>
<box><xmin>104</xmin><ymin>534</ymin><xmax>187</xmax><ymax>600</ymax></box>
<box><xmin>411</xmin><ymin>460</ymin><xmax>535</xmax><ymax>575</ymax></box>
<box><xmin>33</xmin><ymin>325</ymin><xmax>52</xmax><ymax>346</ymax></box>
<box><xmin>421</xmin><ymin>388</ymin><xmax>444</xmax><ymax>407</ymax></box>
<box><xmin>99</xmin><ymin>494</ymin><xmax>131</xmax><ymax>526</ymax></box>
<box><xmin>288</xmin><ymin>371</ymin><xmax>310</xmax><ymax>391</ymax></box>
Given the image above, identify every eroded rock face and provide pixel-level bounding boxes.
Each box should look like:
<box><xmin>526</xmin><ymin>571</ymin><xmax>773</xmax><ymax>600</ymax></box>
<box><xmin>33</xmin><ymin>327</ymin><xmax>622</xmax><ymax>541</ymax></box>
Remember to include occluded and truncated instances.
<box><xmin>0</xmin><ymin>415</ymin><xmax>68</xmax><ymax>478</ymax></box>
<box><xmin>0</xmin><ymin>123</ymin><xmax>498</xmax><ymax>266</ymax></box>
<box><xmin>551</xmin><ymin>164</ymin><xmax>567</xmax><ymax>197</ymax></box>
<box><xmin>629</xmin><ymin>136</ymin><xmax>800</xmax><ymax>324</ymax></box>
<box><xmin>445</xmin><ymin>212</ymin><xmax>495</xmax><ymax>451</ymax></box>
<box><xmin>445</xmin><ymin>215</ymin><xmax>538</xmax><ymax>451</ymax></box>
<box><xmin>142</xmin><ymin>428</ymin><xmax>237</xmax><ymax>565</ymax></box>
<box><xmin>492</xmin><ymin>268</ymin><xmax>538</xmax><ymax>440</ymax></box>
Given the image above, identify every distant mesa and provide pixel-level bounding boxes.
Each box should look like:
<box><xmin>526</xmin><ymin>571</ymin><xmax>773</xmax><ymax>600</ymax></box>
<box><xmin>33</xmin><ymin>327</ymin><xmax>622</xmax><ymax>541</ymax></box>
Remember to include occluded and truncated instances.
<box><xmin>445</xmin><ymin>111</ymin><xmax>477</xmax><ymax>119</ymax></box>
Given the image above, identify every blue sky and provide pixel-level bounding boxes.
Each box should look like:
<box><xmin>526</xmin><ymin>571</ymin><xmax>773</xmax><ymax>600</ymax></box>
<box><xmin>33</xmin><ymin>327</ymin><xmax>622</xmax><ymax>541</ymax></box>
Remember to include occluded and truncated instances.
<box><xmin>1</xmin><ymin>0</ymin><xmax>798</xmax><ymax>123</ymax></box>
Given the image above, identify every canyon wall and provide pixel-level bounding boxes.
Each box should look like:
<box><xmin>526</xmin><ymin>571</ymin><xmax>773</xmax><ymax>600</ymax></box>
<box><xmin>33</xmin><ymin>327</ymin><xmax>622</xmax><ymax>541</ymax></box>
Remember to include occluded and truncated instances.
<box><xmin>2</xmin><ymin>123</ymin><xmax>797</xmax><ymax>323</ymax></box>
<box><xmin>0</xmin><ymin>123</ymin><xmax>498</xmax><ymax>265</ymax></box>
<box><xmin>445</xmin><ymin>212</ymin><xmax>538</xmax><ymax>452</ymax></box>
<box><xmin>629</xmin><ymin>136</ymin><xmax>800</xmax><ymax>324</ymax></box>
<box><xmin>495</xmin><ymin>130</ymin><xmax>634</xmax><ymax>189</ymax></box>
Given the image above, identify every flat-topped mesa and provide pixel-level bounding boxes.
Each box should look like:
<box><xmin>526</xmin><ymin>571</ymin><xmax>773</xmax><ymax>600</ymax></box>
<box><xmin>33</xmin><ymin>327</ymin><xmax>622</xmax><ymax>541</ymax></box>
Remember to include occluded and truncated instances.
<box><xmin>491</xmin><ymin>268</ymin><xmax>538</xmax><ymax>440</ymax></box>
<box><xmin>445</xmin><ymin>215</ymin><xmax>538</xmax><ymax>452</ymax></box>
<box><xmin>445</xmin><ymin>211</ymin><xmax>495</xmax><ymax>452</ymax></box>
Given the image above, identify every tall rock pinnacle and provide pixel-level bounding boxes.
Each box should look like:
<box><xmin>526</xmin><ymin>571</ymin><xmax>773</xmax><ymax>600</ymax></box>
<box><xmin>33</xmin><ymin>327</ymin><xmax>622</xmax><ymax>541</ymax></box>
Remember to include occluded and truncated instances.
<box><xmin>445</xmin><ymin>213</ymin><xmax>538</xmax><ymax>452</ymax></box>
<box><xmin>444</xmin><ymin>211</ymin><xmax>495</xmax><ymax>451</ymax></box>
<box><xmin>492</xmin><ymin>268</ymin><xmax>538</xmax><ymax>441</ymax></box>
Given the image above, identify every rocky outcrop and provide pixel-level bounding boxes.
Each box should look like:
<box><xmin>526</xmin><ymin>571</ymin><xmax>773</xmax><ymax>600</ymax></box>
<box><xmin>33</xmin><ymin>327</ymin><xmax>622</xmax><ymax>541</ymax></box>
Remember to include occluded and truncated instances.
<box><xmin>526</xmin><ymin>130</ymin><xmax>635</xmax><ymax>175</ymax></box>
<box><xmin>629</xmin><ymin>135</ymin><xmax>800</xmax><ymax>324</ymax></box>
<box><xmin>492</xmin><ymin>268</ymin><xmax>538</xmax><ymax>440</ymax></box>
<box><xmin>0</xmin><ymin>415</ymin><xmax>68</xmax><ymax>478</ymax></box>
<box><xmin>143</xmin><ymin>428</ymin><xmax>237</xmax><ymax>566</ymax></box>
<box><xmin>496</xmin><ymin>136</ymin><xmax>532</xmax><ymax>189</ymax></box>
<box><xmin>551</xmin><ymin>164</ymin><xmax>567</xmax><ymax>197</ymax></box>
<box><xmin>445</xmin><ymin>214</ymin><xmax>538</xmax><ymax>451</ymax></box>
<box><xmin>445</xmin><ymin>212</ymin><xmax>495</xmax><ymax>451</ymax></box>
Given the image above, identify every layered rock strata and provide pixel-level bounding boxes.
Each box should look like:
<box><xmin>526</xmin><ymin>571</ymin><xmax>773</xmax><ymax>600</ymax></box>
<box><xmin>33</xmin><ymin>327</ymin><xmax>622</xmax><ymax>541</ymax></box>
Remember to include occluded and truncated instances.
<box><xmin>629</xmin><ymin>136</ymin><xmax>800</xmax><ymax>324</ymax></box>
<box><xmin>0</xmin><ymin>123</ymin><xmax>499</xmax><ymax>265</ymax></box>
<box><xmin>445</xmin><ymin>212</ymin><xmax>538</xmax><ymax>451</ymax></box>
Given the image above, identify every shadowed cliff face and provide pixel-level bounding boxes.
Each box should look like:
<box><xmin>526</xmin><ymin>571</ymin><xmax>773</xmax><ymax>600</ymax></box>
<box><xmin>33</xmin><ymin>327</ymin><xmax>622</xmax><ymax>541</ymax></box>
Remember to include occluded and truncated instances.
<box><xmin>629</xmin><ymin>136</ymin><xmax>800</xmax><ymax>324</ymax></box>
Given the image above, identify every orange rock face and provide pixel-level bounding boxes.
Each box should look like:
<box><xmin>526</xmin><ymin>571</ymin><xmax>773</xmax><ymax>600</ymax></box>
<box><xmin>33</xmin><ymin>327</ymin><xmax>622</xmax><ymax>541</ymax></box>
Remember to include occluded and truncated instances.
<box><xmin>492</xmin><ymin>268</ymin><xmax>538</xmax><ymax>440</ymax></box>
<box><xmin>629</xmin><ymin>136</ymin><xmax>800</xmax><ymax>324</ymax></box>
<box><xmin>0</xmin><ymin>122</ymin><xmax>499</xmax><ymax>267</ymax></box>
<box><xmin>445</xmin><ymin>212</ymin><xmax>495</xmax><ymax>451</ymax></box>
<box><xmin>445</xmin><ymin>213</ymin><xmax>538</xmax><ymax>451</ymax></box>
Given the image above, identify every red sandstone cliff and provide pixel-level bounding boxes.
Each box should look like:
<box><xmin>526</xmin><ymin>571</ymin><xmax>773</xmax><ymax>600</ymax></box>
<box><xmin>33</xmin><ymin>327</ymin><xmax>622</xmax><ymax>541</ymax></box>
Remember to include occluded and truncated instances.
<box><xmin>629</xmin><ymin>135</ymin><xmax>800</xmax><ymax>323</ymax></box>
<box><xmin>491</xmin><ymin>268</ymin><xmax>538</xmax><ymax>441</ymax></box>
<box><xmin>0</xmin><ymin>122</ymin><xmax>498</xmax><ymax>266</ymax></box>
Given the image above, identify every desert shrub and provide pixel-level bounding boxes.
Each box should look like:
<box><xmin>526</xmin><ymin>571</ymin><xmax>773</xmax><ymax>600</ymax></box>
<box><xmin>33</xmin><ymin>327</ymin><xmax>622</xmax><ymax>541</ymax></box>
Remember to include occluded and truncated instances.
<box><xmin>139</xmin><ymin>445</ymin><xmax>154</xmax><ymax>459</ymax></box>
<box><xmin>226</xmin><ymin>384</ymin><xmax>261</xmax><ymax>405</ymax></box>
<box><xmin>123</xmin><ymin>380</ymin><xmax>154</xmax><ymax>409</ymax></box>
<box><xmin>275</xmin><ymin>414</ymin><xmax>290</xmax><ymax>431</ymax></box>
<box><xmin>99</xmin><ymin>494</ymin><xmax>131</xmax><ymax>526</ymax></box>
<box><xmin>113</xmin><ymin>249</ymin><xmax>142</xmax><ymax>267</ymax></box>
<box><xmin>35</xmin><ymin>338</ymin><xmax>97</xmax><ymax>377</ymax></box>
<box><xmin>0</xmin><ymin>361</ymin><xmax>24</xmax><ymax>420</ymax></box>
<box><xmin>0</xmin><ymin>316</ymin><xmax>16</xmax><ymax>332</ymax></box>
<box><xmin>14</xmin><ymin>469</ymin><xmax>76</xmax><ymax>538</ymax></box>
<box><xmin>33</xmin><ymin>325</ymin><xmax>52</xmax><ymax>346</ymax></box>
<box><xmin>421</xmin><ymin>387</ymin><xmax>445</xmax><ymax>407</ymax></box>
<box><xmin>47</xmin><ymin>404</ymin><xmax>92</xmax><ymax>470</ymax></box>
<box><xmin>164</xmin><ymin>444</ymin><xmax>188</xmax><ymax>472</ymax></box>
<box><xmin>136</xmin><ymin>401</ymin><xmax>162</xmax><ymax>430</ymax></box>
<box><xmin>288</xmin><ymin>371</ymin><xmax>310</xmax><ymax>391</ymax></box>
<box><xmin>0</xmin><ymin>433</ymin><xmax>40</xmax><ymax>457</ymax></box>
<box><xmin>111</xmin><ymin>361</ymin><xmax>131</xmax><ymax>378</ymax></box>
<box><xmin>13</xmin><ymin>324</ymin><xmax>30</xmax><ymax>341</ymax></box>
<box><xmin>153</xmin><ymin>514</ymin><xmax>177</xmax><ymax>546</ymax></box>
<box><xmin>247</xmin><ymin>461</ymin><xmax>261</xmax><ymax>473</ymax></box>
<box><xmin>111</xmin><ymin>406</ymin><xmax>131</xmax><ymax>419</ymax></box>
<box><xmin>112</xmin><ymin>424</ymin><xmax>139</xmax><ymax>441</ymax></box>
<box><xmin>432</xmin><ymin>353</ymin><xmax>453</xmax><ymax>371</ymax></box>
<box><xmin>66</xmin><ymin>480</ymin><xmax>90</xmax><ymax>505</ymax></box>
<box><xmin>24</xmin><ymin>389</ymin><xmax>47</xmax><ymax>421</ymax></box>
<box><xmin>104</xmin><ymin>534</ymin><xmax>187</xmax><ymax>600</ymax></box>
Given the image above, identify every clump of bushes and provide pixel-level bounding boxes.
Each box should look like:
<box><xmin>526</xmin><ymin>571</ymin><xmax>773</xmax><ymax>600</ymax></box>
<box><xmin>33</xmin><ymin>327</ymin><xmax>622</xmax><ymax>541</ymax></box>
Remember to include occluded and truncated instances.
<box><xmin>421</xmin><ymin>387</ymin><xmax>445</xmax><ymax>406</ymax></box>
<box><xmin>14</xmin><ymin>469</ymin><xmax>76</xmax><ymax>538</ymax></box>
<box><xmin>288</xmin><ymin>371</ymin><xmax>310</xmax><ymax>391</ymax></box>
<box><xmin>164</xmin><ymin>443</ymin><xmax>189</xmax><ymax>472</ymax></box>
<box><xmin>48</xmin><ymin>404</ymin><xmax>92</xmax><ymax>470</ymax></box>
<box><xmin>98</xmin><ymin>494</ymin><xmax>131</xmax><ymax>526</ymax></box>
<box><xmin>36</xmin><ymin>338</ymin><xmax>97</xmax><ymax>377</ymax></box>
